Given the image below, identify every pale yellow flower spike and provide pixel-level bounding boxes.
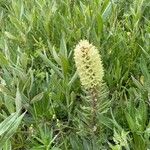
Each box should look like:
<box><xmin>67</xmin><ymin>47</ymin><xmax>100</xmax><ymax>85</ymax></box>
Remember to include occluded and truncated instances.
<box><xmin>74</xmin><ymin>40</ymin><xmax>104</xmax><ymax>90</ymax></box>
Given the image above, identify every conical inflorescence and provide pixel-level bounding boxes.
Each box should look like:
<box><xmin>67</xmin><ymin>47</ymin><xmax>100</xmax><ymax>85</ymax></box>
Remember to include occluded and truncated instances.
<box><xmin>74</xmin><ymin>40</ymin><xmax>104</xmax><ymax>90</ymax></box>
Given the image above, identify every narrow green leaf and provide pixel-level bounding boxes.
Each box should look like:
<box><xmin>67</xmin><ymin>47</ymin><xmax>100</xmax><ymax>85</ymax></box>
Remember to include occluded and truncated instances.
<box><xmin>139</xmin><ymin>44</ymin><xmax>150</xmax><ymax>60</ymax></box>
<box><xmin>30</xmin><ymin>92</ymin><xmax>43</xmax><ymax>104</ymax></box>
<box><xmin>2</xmin><ymin>140</ymin><xmax>12</xmax><ymax>150</ymax></box>
<box><xmin>15</xmin><ymin>87</ymin><xmax>22</xmax><ymax>112</ymax></box>
<box><xmin>102</xmin><ymin>0</ymin><xmax>113</xmax><ymax>20</ymax></box>
<box><xmin>60</xmin><ymin>36</ymin><xmax>67</xmax><ymax>58</ymax></box>
<box><xmin>0</xmin><ymin>52</ymin><xmax>8</xmax><ymax>66</ymax></box>
<box><xmin>52</xmin><ymin>47</ymin><xmax>61</xmax><ymax>65</ymax></box>
<box><xmin>125</xmin><ymin>112</ymin><xmax>136</xmax><ymax>132</ymax></box>
<box><xmin>60</xmin><ymin>55</ymin><xmax>69</xmax><ymax>76</ymax></box>
<box><xmin>131</xmin><ymin>76</ymin><xmax>144</xmax><ymax>91</ymax></box>
<box><xmin>96</xmin><ymin>14</ymin><xmax>103</xmax><ymax>35</ymax></box>
<box><xmin>68</xmin><ymin>71</ymin><xmax>78</xmax><ymax>87</ymax></box>
<box><xmin>4</xmin><ymin>32</ymin><xmax>17</xmax><ymax>40</ymax></box>
<box><xmin>0</xmin><ymin>84</ymin><xmax>13</xmax><ymax>96</ymax></box>
<box><xmin>0</xmin><ymin>112</ymin><xmax>25</xmax><ymax>147</ymax></box>
<box><xmin>0</xmin><ymin>112</ymin><xmax>18</xmax><ymax>135</ymax></box>
<box><xmin>39</xmin><ymin>53</ymin><xmax>63</xmax><ymax>78</ymax></box>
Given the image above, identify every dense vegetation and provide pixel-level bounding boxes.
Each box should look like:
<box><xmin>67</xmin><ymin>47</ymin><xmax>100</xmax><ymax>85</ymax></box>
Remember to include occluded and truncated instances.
<box><xmin>0</xmin><ymin>0</ymin><xmax>150</xmax><ymax>149</ymax></box>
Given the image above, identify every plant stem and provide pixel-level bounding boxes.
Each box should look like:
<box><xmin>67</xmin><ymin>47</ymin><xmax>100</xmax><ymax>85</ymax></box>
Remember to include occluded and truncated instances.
<box><xmin>90</xmin><ymin>88</ymin><xmax>98</xmax><ymax>134</ymax></box>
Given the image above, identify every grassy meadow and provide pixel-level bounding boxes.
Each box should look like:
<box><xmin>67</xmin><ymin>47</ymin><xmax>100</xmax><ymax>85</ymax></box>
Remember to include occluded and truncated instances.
<box><xmin>0</xmin><ymin>0</ymin><xmax>150</xmax><ymax>149</ymax></box>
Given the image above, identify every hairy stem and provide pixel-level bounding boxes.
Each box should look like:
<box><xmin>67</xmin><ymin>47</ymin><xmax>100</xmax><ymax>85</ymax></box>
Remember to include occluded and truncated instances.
<box><xmin>90</xmin><ymin>88</ymin><xmax>98</xmax><ymax>133</ymax></box>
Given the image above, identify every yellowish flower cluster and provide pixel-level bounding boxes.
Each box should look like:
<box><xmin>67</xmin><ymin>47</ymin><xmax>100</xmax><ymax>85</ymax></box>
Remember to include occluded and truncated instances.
<box><xmin>74</xmin><ymin>40</ymin><xmax>104</xmax><ymax>90</ymax></box>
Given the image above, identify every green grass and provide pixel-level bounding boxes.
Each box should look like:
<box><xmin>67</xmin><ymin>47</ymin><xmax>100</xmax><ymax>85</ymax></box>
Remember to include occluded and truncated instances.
<box><xmin>0</xmin><ymin>0</ymin><xmax>150</xmax><ymax>149</ymax></box>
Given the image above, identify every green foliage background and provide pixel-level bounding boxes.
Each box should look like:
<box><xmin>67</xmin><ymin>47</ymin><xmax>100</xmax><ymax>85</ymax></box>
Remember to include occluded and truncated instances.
<box><xmin>0</xmin><ymin>0</ymin><xmax>150</xmax><ymax>149</ymax></box>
